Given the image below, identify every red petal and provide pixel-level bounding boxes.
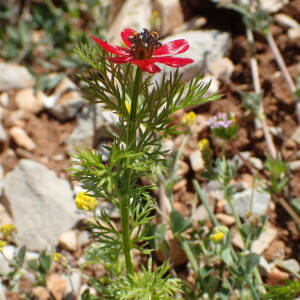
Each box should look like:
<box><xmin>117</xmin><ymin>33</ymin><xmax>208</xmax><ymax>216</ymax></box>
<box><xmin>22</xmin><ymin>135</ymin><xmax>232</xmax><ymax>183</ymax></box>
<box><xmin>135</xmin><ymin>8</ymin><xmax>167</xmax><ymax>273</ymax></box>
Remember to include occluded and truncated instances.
<box><xmin>152</xmin><ymin>56</ymin><xmax>194</xmax><ymax>67</ymax></box>
<box><xmin>132</xmin><ymin>60</ymin><xmax>161</xmax><ymax>74</ymax></box>
<box><xmin>154</xmin><ymin>39</ymin><xmax>190</xmax><ymax>56</ymax></box>
<box><xmin>121</xmin><ymin>28</ymin><xmax>134</xmax><ymax>47</ymax></box>
<box><xmin>108</xmin><ymin>56</ymin><xmax>134</xmax><ymax>63</ymax></box>
<box><xmin>91</xmin><ymin>36</ymin><xmax>129</xmax><ymax>55</ymax></box>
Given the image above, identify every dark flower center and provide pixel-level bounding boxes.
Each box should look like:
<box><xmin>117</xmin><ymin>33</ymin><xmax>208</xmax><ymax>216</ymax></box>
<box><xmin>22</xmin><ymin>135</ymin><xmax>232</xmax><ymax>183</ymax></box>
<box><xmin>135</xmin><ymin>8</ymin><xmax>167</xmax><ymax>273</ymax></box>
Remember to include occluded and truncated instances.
<box><xmin>128</xmin><ymin>28</ymin><xmax>161</xmax><ymax>60</ymax></box>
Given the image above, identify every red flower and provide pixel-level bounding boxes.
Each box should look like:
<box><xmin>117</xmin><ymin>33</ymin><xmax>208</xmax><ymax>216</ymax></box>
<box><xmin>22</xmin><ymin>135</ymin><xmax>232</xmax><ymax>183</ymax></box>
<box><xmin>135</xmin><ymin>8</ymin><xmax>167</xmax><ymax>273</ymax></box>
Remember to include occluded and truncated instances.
<box><xmin>91</xmin><ymin>28</ymin><xmax>194</xmax><ymax>74</ymax></box>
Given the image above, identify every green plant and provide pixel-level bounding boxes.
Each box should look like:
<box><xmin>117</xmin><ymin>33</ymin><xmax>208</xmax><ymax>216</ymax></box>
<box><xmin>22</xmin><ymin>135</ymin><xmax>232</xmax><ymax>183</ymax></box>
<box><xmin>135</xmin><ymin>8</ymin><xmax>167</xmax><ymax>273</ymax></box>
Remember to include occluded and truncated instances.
<box><xmin>70</xmin><ymin>28</ymin><xmax>218</xmax><ymax>298</ymax></box>
<box><xmin>28</xmin><ymin>251</ymin><xmax>52</xmax><ymax>286</ymax></box>
<box><xmin>263</xmin><ymin>280</ymin><xmax>300</xmax><ymax>300</ymax></box>
<box><xmin>0</xmin><ymin>0</ymin><xmax>109</xmax><ymax>90</ymax></box>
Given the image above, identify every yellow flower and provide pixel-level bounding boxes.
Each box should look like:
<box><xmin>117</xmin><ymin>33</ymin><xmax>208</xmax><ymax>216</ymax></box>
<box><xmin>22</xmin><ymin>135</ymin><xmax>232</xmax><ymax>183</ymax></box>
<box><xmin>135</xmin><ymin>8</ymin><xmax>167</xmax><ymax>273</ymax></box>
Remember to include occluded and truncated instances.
<box><xmin>231</xmin><ymin>116</ymin><xmax>237</xmax><ymax>123</ymax></box>
<box><xmin>209</xmin><ymin>226</ymin><xmax>228</xmax><ymax>243</ymax></box>
<box><xmin>0</xmin><ymin>224</ymin><xmax>16</xmax><ymax>239</ymax></box>
<box><xmin>125</xmin><ymin>101</ymin><xmax>131</xmax><ymax>114</ymax></box>
<box><xmin>198</xmin><ymin>138</ymin><xmax>210</xmax><ymax>151</ymax></box>
<box><xmin>0</xmin><ymin>240</ymin><xmax>7</xmax><ymax>251</ymax></box>
<box><xmin>75</xmin><ymin>192</ymin><xmax>98</xmax><ymax>211</ymax></box>
<box><xmin>52</xmin><ymin>253</ymin><xmax>66</xmax><ymax>263</ymax></box>
<box><xmin>209</xmin><ymin>231</ymin><xmax>225</xmax><ymax>243</ymax></box>
<box><xmin>199</xmin><ymin>138</ymin><xmax>213</xmax><ymax>163</ymax></box>
<box><xmin>182</xmin><ymin>111</ymin><xmax>197</xmax><ymax>126</ymax></box>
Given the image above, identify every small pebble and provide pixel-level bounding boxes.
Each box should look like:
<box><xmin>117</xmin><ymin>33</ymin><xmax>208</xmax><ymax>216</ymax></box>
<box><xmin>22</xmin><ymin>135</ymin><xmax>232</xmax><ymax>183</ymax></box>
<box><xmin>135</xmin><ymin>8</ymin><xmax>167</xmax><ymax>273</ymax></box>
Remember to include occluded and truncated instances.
<box><xmin>274</xmin><ymin>13</ymin><xmax>300</xmax><ymax>29</ymax></box>
<box><xmin>288</xmin><ymin>28</ymin><xmax>300</xmax><ymax>39</ymax></box>
<box><xmin>189</xmin><ymin>150</ymin><xmax>204</xmax><ymax>172</ymax></box>
<box><xmin>267</xmin><ymin>267</ymin><xmax>289</xmax><ymax>285</ymax></box>
<box><xmin>216</xmin><ymin>213</ymin><xmax>235</xmax><ymax>226</ymax></box>
<box><xmin>251</xmin><ymin>227</ymin><xmax>277</xmax><ymax>254</ymax></box>
<box><xmin>278</xmin><ymin>259</ymin><xmax>300</xmax><ymax>273</ymax></box>
<box><xmin>173</xmin><ymin>178</ymin><xmax>187</xmax><ymax>192</ymax></box>
<box><xmin>59</xmin><ymin>230</ymin><xmax>78</xmax><ymax>252</ymax></box>
<box><xmin>9</xmin><ymin>127</ymin><xmax>36</xmax><ymax>151</ymax></box>
<box><xmin>176</xmin><ymin>160</ymin><xmax>189</xmax><ymax>177</ymax></box>
<box><xmin>288</xmin><ymin>160</ymin><xmax>300</xmax><ymax>171</ymax></box>
<box><xmin>208</xmin><ymin>57</ymin><xmax>234</xmax><ymax>82</ymax></box>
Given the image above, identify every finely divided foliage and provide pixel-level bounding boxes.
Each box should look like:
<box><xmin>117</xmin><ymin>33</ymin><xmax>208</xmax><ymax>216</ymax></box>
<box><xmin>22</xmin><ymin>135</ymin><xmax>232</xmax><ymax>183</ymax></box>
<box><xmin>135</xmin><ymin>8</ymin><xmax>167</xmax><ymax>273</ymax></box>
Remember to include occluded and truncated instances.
<box><xmin>71</xmin><ymin>29</ymin><xmax>217</xmax><ymax>298</ymax></box>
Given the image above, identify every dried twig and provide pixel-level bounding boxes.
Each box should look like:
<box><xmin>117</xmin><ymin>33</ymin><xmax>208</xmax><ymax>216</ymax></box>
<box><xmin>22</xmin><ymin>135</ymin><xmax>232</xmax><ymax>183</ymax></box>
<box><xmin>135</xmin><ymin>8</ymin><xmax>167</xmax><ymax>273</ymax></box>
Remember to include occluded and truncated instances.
<box><xmin>246</xmin><ymin>28</ymin><xmax>277</xmax><ymax>159</ymax></box>
<box><xmin>266</xmin><ymin>31</ymin><xmax>300</xmax><ymax>123</ymax></box>
<box><xmin>244</xmin><ymin>28</ymin><xmax>300</xmax><ymax>226</ymax></box>
<box><xmin>266</xmin><ymin>32</ymin><xmax>296</xmax><ymax>93</ymax></box>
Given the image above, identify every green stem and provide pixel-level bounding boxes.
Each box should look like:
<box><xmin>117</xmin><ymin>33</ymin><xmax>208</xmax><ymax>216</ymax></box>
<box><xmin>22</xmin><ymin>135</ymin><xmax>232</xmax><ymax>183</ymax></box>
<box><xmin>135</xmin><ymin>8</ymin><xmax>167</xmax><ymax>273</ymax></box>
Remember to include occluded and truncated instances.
<box><xmin>181</xmin><ymin>240</ymin><xmax>199</xmax><ymax>274</ymax></box>
<box><xmin>128</xmin><ymin>68</ymin><xmax>142</xmax><ymax>146</ymax></box>
<box><xmin>167</xmin><ymin>134</ymin><xmax>189</xmax><ymax>208</ymax></box>
<box><xmin>193</xmin><ymin>180</ymin><xmax>219</xmax><ymax>226</ymax></box>
<box><xmin>120</xmin><ymin>182</ymin><xmax>133</xmax><ymax>274</ymax></box>
<box><xmin>246</xmin><ymin>277</ymin><xmax>260</xmax><ymax>300</ymax></box>
<box><xmin>223</xmin><ymin>276</ymin><xmax>238</xmax><ymax>300</ymax></box>
<box><xmin>227</xmin><ymin>199</ymin><xmax>242</xmax><ymax>229</ymax></box>
<box><xmin>254</xmin><ymin>268</ymin><xmax>267</xmax><ymax>293</ymax></box>
<box><xmin>120</xmin><ymin>67</ymin><xmax>143</xmax><ymax>275</ymax></box>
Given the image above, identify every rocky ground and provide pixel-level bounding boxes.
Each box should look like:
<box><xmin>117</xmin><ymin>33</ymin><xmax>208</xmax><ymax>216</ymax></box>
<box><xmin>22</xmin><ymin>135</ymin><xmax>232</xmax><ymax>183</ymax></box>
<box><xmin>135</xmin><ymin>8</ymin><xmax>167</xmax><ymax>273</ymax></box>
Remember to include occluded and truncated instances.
<box><xmin>0</xmin><ymin>0</ymin><xmax>300</xmax><ymax>299</ymax></box>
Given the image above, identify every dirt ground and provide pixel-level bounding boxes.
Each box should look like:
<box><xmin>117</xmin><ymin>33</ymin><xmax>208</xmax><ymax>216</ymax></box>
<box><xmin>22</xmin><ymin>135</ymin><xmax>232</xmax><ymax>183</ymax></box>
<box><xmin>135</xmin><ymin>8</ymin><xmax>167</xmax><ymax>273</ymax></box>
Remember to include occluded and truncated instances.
<box><xmin>1</xmin><ymin>0</ymin><xmax>300</xmax><ymax>296</ymax></box>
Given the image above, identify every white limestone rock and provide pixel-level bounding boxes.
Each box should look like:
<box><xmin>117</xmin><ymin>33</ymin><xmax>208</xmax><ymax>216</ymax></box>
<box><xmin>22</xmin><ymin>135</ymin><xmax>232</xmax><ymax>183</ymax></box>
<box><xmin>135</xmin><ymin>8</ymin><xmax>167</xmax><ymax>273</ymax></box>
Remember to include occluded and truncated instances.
<box><xmin>153</xmin><ymin>30</ymin><xmax>231</xmax><ymax>82</ymax></box>
<box><xmin>49</xmin><ymin>90</ymin><xmax>84</xmax><ymax>121</ymax></box>
<box><xmin>154</xmin><ymin>0</ymin><xmax>184</xmax><ymax>37</ymax></box>
<box><xmin>107</xmin><ymin>0</ymin><xmax>152</xmax><ymax>45</ymax></box>
<box><xmin>251</xmin><ymin>226</ymin><xmax>277</xmax><ymax>254</ymax></box>
<box><xmin>0</xmin><ymin>63</ymin><xmax>35</xmax><ymax>91</ymax></box>
<box><xmin>3</xmin><ymin>159</ymin><xmax>79</xmax><ymax>251</ymax></box>
<box><xmin>225</xmin><ymin>189</ymin><xmax>271</xmax><ymax>217</ymax></box>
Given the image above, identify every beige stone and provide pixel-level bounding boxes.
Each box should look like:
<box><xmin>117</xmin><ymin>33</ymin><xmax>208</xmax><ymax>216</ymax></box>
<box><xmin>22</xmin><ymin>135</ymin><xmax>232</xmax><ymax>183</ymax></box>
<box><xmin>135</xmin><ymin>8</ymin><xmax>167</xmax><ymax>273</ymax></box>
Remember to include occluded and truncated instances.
<box><xmin>216</xmin><ymin>213</ymin><xmax>235</xmax><ymax>226</ymax></box>
<box><xmin>274</xmin><ymin>13</ymin><xmax>300</xmax><ymax>28</ymax></box>
<box><xmin>14</xmin><ymin>88</ymin><xmax>44</xmax><ymax>114</ymax></box>
<box><xmin>54</xmin><ymin>77</ymin><xmax>77</xmax><ymax>95</ymax></box>
<box><xmin>288</xmin><ymin>28</ymin><xmax>300</xmax><ymax>40</ymax></box>
<box><xmin>0</xmin><ymin>63</ymin><xmax>35</xmax><ymax>91</ymax></box>
<box><xmin>32</xmin><ymin>287</ymin><xmax>50</xmax><ymax>300</ymax></box>
<box><xmin>47</xmin><ymin>273</ymin><xmax>67</xmax><ymax>300</ymax></box>
<box><xmin>232</xmin><ymin>230</ymin><xmax>244</xmax><ymax>249</ymax></box>
<box><xmin>176</xmin><ymin>160</ymin><xmax>189</xmax><ymax>177</ymax></box>
<box><xmin>59</xmin><ymin>230</ymin><xmax>78</xmax><ymax>251</ymax></box>
<box><xmin>173</xmin><ymin>178</ymin><xmax>187</xmax><ymax>192</ymax></box>
<box><xmin>154</xmin><ymin>0</ymin><xmax>184</xmax><ymax>36</ymax></box>
<box><xmin>0</xmin><ymin>203</ymin><xmax>13</xmax><ymax>225</ymax></box>
<box><xmin>9</xmin><ymin>127</ymin><xmax>36</xmax><ymax>151</ymax></box>
<box><xmin>267</xmin><ymin>267</ymin><xmax>289</xmax><ymax>285</ymax></box>
<box><xmin>209</xmin><ymin>57</ymin><xmax>234</xmax><ymax>82</ymax></box>
<box><xmin>107</xmin><ymin>0</ymin><xmax>152</xmax><ymax>45</ymax></box>
<box><xmin>251</xmin><ymin>226</ymin><xmax>277</xmax><ymax>254</ymax></box>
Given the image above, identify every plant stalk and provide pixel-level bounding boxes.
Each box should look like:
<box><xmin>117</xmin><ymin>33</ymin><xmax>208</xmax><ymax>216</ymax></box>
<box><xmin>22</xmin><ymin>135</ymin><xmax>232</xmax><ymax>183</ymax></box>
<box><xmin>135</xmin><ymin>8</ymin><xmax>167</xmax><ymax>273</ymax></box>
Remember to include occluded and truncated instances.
<box><xmin>128</xmin><ymin>68</ymin><xmax>142</xmax><ymax>146</ymax></box>
<box><xmin>266</xmin><ymin>32</ymin><xmax>296</xmax><ymax>94</ymax></box>
<box><xmin>246</xmin><ymin>28</ymin><xmax>277</xmax><ymax>159</ymax></box>
<box><xmin>265</xmin><ymin>31</ymin><xmax>300</xmax><ymax>123</ymax></box>
<box><xmin>181</xmin><ymin>240</ymin><xmax>199</xmax><ymax>274</ymax></box>
<box><xmin>120</xmin><ymin>67</ymin><xmax>143</xmax><ymax>275</ymax></box>
<box><xmin>193</xmin><ymin>180</ymin><xmax>219</xmax><ymax>226</ymax></box>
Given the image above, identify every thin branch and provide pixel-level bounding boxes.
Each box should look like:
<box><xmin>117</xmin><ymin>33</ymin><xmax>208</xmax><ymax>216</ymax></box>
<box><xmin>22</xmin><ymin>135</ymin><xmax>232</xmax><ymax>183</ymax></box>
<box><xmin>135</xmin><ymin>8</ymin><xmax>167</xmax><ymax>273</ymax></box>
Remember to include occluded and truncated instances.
<box><xmin>266</xmin><ymin>32</ymin><xmax>296</xmax><ymax>93</ymax></box>
<box><xmin>246</xmin><ymin>28</ymin><xmax>277</xmax><ymax>159</ymax></box>
<box><xmin>266</xmin><ymin>31</ymin><xmax>300</xmax><ymax>124</ymax></box>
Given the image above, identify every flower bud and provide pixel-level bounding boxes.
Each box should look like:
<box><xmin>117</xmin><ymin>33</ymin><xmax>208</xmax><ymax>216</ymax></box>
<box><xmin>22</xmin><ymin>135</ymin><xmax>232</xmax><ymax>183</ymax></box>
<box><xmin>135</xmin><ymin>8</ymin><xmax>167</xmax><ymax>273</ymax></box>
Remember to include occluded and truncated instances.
<box><xmin>75</xmin><ymin>192</ymin><xmax>98</xmax><ymax>211</ymax></box>
<box><xmin>182</xmin><ymin>111</ymin><xmax>197</xmax><ymax>126</ymax></box>
<box><xmin>209</xmin><ymin>225</ymin><xmax>229</xmax><ymax>243</ymax></box>
<box><xmin>207</xmin><ymin>113</ymin><xmax>238</xmax><ymax>140</ymax></box>
<box><xmin>0</xmin><ymin>240</ymin><xmax>7</xmax><ymax>252</ymax></box>
<box><xmin>0</xmin><ymin>224</ymin><xmax>16</xmax><ymax>239</ymax></box>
